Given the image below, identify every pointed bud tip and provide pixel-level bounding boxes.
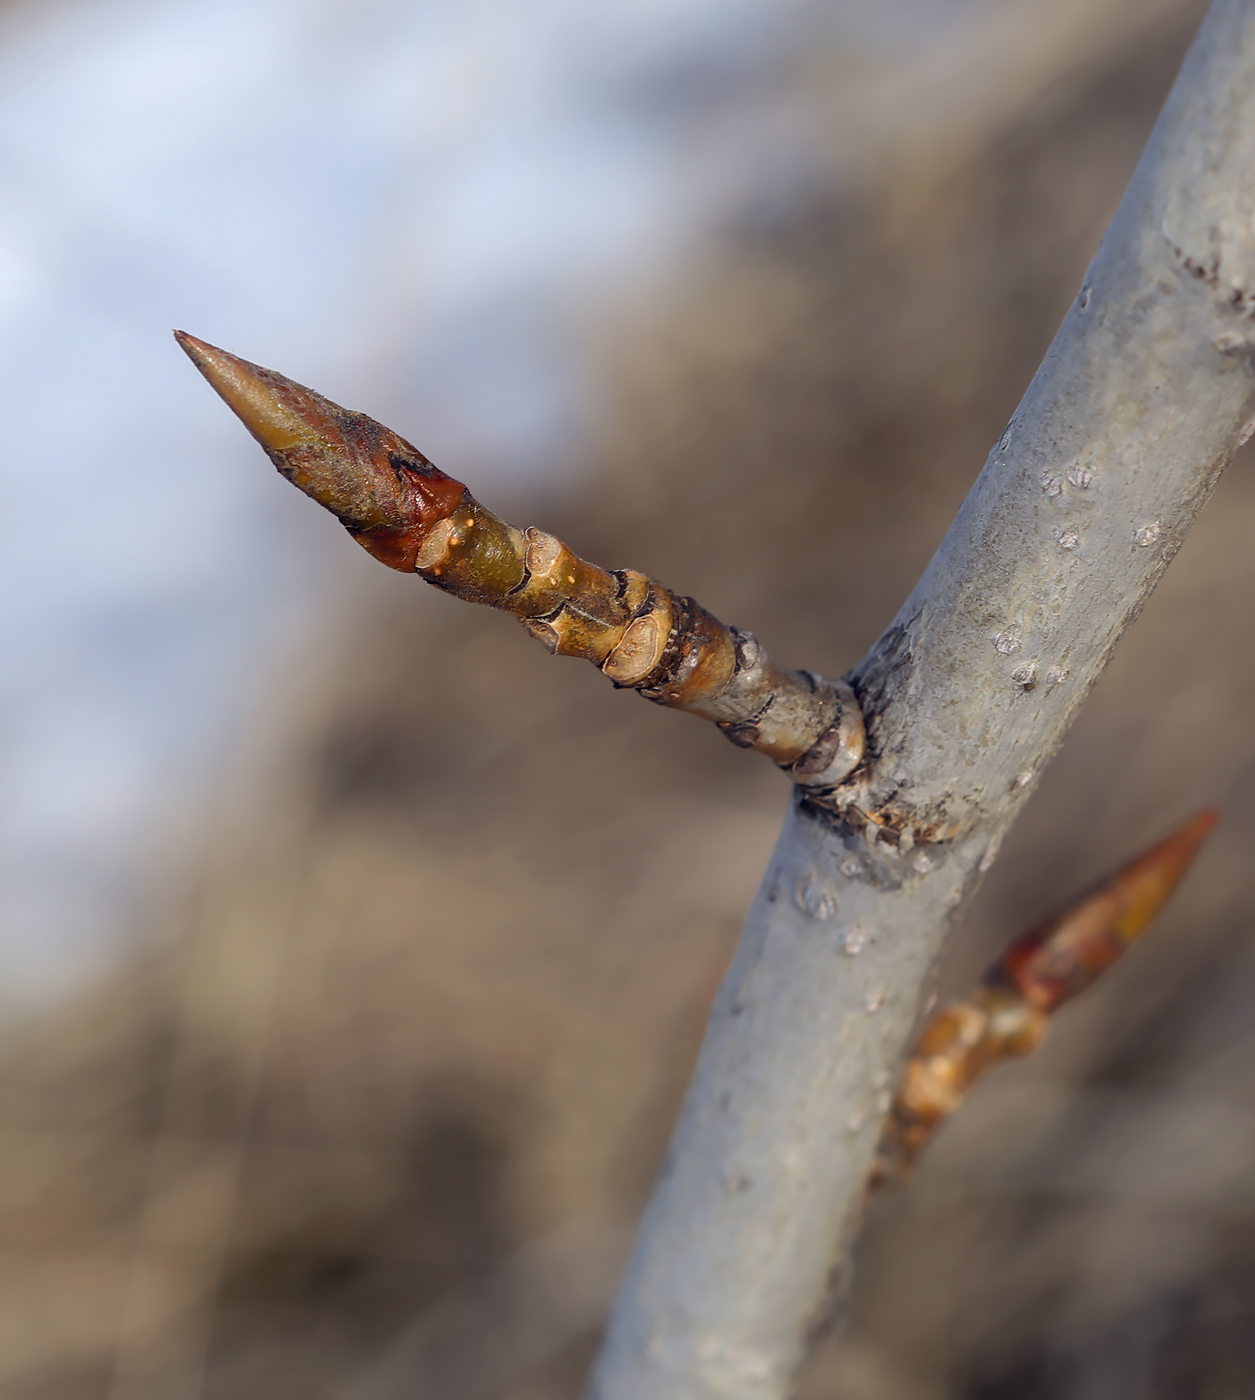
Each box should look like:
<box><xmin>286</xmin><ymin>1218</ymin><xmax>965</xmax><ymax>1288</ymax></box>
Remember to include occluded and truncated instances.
<box><xmin>173</xmin><ymin>329</ymin><xmax>233</xmax><ymax>380</ymax></box>
<box><xmin>1002</xmin><ymin>805</ymin><xmax>1221</xmax><ymax>1012</ymax></box>
<box><xmin>1136</xmin><ymin>804</ymin><xmax>1220</xmax><ymax>898</ymax></box>
<box><xmin>173</xmin><ymin>330</ymin><xmax>470</xmax><ymax>566</ymax></box>
<box><xmin>173</xmin><ymin>330</ymin><xmax>325</xmax><ymax>455</ymax></box>
<box><xmin>1180</xmin><ymin>806</ymin><xmax>1221</xmax><ymax>843</ymax></box>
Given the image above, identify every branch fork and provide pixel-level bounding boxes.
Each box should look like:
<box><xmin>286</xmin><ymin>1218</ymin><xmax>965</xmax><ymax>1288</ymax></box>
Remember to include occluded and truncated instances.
<box><xmin>178</xmin><ymin>13</ymin><xmax>1255</xmax><ymax>1381</ymax></box>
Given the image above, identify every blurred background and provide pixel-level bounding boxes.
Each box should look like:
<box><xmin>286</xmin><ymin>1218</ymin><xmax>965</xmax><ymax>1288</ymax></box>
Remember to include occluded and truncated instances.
<box><xmin>3</xmin><ymin>0</ymin><xmax>1254</xmax><ymax>1395</ymax></box>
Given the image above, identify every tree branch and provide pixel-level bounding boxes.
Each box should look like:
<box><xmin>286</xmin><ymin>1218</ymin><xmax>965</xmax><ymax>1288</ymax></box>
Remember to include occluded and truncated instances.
<box><xmin>589</xmin><ymin>3</ymin><xmax>1255</xmax><ymax>1396</ymax></box>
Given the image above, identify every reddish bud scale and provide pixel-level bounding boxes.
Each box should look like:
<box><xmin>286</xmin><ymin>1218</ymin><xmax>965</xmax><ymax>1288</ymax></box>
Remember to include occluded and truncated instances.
<box><xmin>174</xmin><ymin>331</ymin><xmax>466</xmax><ymax>572</ymax></box>
<box><xmin>999</xmin><ymin>808</ymin><xmax>1219</xmax><ymax>1013</ymax></box>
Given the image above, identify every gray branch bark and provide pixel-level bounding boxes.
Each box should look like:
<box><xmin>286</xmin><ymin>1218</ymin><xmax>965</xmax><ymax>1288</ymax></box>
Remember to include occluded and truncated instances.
<box><xmin>589</xmin><ymin>3</ymin><xmax>1255</xmax><ymax>1396</ymax></box>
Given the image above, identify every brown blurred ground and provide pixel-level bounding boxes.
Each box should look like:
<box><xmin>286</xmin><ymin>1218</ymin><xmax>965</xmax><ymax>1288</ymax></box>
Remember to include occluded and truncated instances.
<box><xmin>8</xmin><ymin>3</ymin><xmax>1255</xmax><ymax>1396</ymax></box>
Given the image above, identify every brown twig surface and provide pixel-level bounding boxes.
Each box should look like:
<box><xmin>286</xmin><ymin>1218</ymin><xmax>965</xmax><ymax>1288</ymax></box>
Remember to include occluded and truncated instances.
<box><xmin>175</xmin><ymin>333</ymin><xmax>864</xmax><ymax>793</ymax></box>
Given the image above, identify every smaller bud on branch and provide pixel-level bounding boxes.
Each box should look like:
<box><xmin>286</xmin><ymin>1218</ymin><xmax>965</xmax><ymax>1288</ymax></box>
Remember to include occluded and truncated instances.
<box><xmin>872</xmin><ymin>808</ymin><xmax>1219</xmax><ymax>1189</ymax></box>
<box><xmin>175</xmin><ymin>332</ymin><xmax>864</xmax><ymax>790</ymax></box>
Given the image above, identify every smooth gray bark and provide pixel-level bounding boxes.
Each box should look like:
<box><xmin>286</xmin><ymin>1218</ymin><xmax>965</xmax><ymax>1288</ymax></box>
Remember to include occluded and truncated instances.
<box><xmin>589</xmin><ymin>3</ymin><xmax>1255</xmax><ymax>1397</ymax></box>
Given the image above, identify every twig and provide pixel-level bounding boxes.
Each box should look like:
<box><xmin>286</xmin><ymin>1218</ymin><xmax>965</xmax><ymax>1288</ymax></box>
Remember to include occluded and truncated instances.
<box><xmin>872</xmin><ymin>808</ymin><xmax>1218</xmax><ymax>1188</ymax></box>
<box><xmin>175</xmin><ymin>332</ymin><xmax>863</xmax><ymax>793</ymax></box>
